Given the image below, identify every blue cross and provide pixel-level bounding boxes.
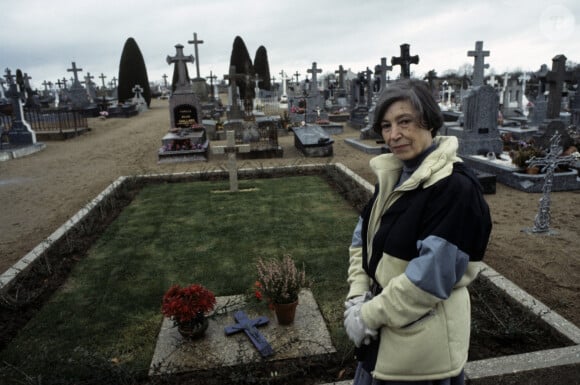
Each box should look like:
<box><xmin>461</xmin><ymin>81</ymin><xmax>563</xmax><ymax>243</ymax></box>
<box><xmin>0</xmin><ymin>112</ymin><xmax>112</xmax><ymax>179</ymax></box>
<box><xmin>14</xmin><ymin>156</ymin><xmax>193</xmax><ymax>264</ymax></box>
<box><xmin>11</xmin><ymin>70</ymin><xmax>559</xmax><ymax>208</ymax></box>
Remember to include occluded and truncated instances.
<box><xmin>224</xmin><ymin>310</ymin><xmax>274</xmax><ymax>357</ymax></box>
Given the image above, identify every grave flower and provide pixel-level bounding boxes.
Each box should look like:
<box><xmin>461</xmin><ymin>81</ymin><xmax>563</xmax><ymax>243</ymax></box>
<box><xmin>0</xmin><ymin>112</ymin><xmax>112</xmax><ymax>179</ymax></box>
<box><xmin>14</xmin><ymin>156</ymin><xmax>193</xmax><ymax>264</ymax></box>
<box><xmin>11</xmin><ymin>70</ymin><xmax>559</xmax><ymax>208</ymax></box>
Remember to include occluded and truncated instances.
<box><xmin>161</xmin><ymin>283</ymin><xmax>216</xmax><ymax>324</ymax></box>
<box><xmin>255</xmin><ymin>254</ymin><xmax>306</xmax><ymax>305</ymax></box>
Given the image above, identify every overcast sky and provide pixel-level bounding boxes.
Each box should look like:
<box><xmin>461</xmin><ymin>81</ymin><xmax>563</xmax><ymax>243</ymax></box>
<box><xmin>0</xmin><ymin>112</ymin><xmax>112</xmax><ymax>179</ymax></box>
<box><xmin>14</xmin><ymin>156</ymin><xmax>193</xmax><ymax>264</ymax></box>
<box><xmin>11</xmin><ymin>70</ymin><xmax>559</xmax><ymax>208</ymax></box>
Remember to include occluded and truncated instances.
<box><xmin>2</xmin><ymin>0</ymin><xmax>578</xmax><ymax>90</ymax></box>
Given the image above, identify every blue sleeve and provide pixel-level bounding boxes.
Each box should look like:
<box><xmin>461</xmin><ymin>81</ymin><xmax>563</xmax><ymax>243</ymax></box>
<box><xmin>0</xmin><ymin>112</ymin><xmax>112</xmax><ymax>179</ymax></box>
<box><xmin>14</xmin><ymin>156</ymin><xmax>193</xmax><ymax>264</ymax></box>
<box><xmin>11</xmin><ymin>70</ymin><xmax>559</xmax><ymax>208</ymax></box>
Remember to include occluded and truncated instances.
<box><xmin>351</xmin><ymin>216</ymin><xmax>363</xmax><ymax>247</ymax></box>
<box><xmin>404</xmin><ymin>235</ymin><xmax>469</xmax><ymax>299</ymax></box>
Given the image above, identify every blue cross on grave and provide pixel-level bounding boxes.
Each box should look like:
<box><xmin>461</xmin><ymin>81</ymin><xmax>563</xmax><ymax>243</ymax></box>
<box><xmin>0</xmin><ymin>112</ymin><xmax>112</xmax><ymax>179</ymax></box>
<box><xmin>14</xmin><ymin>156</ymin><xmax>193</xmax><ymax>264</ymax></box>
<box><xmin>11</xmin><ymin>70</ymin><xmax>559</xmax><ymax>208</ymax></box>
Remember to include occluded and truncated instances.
<box><xmin>224</xmin><ymin>310</ymin><xmax>274</xmax><ymax>357</ymax></box>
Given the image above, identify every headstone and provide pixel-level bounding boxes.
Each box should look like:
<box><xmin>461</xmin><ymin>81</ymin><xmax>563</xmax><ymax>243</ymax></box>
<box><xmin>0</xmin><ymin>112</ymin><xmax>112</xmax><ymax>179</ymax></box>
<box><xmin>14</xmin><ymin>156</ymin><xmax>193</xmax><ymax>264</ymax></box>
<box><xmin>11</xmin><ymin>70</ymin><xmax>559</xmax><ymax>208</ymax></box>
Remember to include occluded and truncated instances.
<box><xmin>391</xmin><ymin>43</ymin><xmax>419</xmax><ymax>79</ymax></box>
<box><xmin>211</xmin><ymin>130</ymin><xmax>250</xmax><ymax>192</ymax></box>
<box><xmin>159</xmin><ymin>44</ymin><xmax>208</xmax><ymax>163</ymax></box>
<box><xmin>65</xmin><ymin>61</ymin><xmax>91</xmax><ymax>109</ymax></box>
<box><xmin>375</xmin><ymin>57</ymin><xmax>392</xmax><ymax>94</ymax></box>
<box><xmin>188</xmin><ymin>32</ymin><xmax>204</xmax><ymax>79</ymax></box>
<box><xmin>131</xmin><ymin>84</ymin><xmax>148</xmax><ymax>112</ymax></box>
<box><xmin>468</xmin><ymin>41</ymin><xmax>490</xmax><ymax>87</ymax></box>
<box><xmin>545</xmin><ymin>54</ymin><xmax>573</xmax><ymax>120</ymax></box>
<box><xmin>166</xmin><ymin>44</ymin><xmax>202</xmax><ymax>129</ymax></box>
<box><xmin>451</xmin><ymin>85</ymin><xmax>503</xmax><ymax>155</ymax></box>
<box><xmin>5</xmin><ymin>69</ymin><xmax>36</xmax><ymax>145</ymax></box>
<box><xmin>224</xmin><ymin>65</ymin><xmax>245</xmax><ymax>120</ymax></box>
<box><xmin>335</xmin><ymin>65</ymin><xmax>347</xmax><ymax>95</ymax></box>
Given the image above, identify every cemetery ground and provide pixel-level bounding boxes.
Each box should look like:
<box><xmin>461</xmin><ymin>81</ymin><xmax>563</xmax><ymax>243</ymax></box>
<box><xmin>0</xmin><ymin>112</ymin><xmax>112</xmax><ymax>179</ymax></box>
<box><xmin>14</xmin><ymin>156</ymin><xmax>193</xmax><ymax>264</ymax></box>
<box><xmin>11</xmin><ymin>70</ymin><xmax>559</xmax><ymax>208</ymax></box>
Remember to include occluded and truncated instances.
<box><xmin>0</xmin><ymin>98</ymin><xmax>579</xmax><ymax>383</ymax></box>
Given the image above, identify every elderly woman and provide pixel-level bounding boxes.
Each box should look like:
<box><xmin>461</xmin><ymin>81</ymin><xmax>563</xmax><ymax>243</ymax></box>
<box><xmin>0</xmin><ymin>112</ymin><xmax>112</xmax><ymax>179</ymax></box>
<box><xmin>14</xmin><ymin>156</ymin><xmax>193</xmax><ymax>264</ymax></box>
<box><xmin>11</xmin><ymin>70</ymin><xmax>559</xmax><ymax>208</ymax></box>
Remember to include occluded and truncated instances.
<box><xmin>344</xmin><ymin>79</ymin><xmax>492</xmax><ymax>385</ymax></box>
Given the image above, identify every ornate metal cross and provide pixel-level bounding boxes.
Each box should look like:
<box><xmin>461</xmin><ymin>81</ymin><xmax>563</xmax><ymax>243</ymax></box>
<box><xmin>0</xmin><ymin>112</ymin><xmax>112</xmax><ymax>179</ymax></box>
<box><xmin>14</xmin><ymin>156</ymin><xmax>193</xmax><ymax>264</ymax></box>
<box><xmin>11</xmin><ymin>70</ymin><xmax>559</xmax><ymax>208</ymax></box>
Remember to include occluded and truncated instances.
<box><xmin>224</xmin><ymin>310</ymin><xmax>274</xmax><ymax>357</ymax></box>
<box><xmin>525</xmin><ymin>133</ymin><xmax>576</xmax><ymax>233</ymax></box>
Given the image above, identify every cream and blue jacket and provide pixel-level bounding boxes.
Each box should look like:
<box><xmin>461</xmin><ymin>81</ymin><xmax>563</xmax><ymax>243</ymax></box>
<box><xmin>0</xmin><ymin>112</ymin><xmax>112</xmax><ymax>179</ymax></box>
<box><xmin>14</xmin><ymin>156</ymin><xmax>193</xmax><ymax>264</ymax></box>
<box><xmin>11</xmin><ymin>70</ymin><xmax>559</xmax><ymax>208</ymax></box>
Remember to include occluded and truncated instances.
<box><xmin>347</xmin><ymin>136</ymin><xmax>492</xmax><ymax>381</ymax></box>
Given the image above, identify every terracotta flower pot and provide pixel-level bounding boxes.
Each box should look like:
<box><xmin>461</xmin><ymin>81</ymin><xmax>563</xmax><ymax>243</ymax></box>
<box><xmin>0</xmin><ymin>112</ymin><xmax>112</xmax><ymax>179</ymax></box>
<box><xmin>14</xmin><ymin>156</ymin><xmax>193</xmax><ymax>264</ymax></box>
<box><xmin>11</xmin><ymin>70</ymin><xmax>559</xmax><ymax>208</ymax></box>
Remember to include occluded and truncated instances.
<box><xmin>525</xmin><ymin>166</ymin><xmax>540</xmax><ymax>174</ymax></box>
<box><xmin>273</xmin><ymin>300</ymin><xmax>298</xmax><ymax>325</ymax></box>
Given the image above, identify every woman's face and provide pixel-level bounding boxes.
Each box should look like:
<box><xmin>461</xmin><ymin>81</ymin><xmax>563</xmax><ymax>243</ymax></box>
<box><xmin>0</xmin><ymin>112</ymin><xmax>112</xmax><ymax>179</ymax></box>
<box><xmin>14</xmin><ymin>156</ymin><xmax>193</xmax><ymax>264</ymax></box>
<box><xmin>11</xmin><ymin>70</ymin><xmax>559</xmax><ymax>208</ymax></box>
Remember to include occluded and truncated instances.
<box><xmin>380</xmin><ymin>100</ymin><xmax>433</xmax><ymax>161</ymax></box>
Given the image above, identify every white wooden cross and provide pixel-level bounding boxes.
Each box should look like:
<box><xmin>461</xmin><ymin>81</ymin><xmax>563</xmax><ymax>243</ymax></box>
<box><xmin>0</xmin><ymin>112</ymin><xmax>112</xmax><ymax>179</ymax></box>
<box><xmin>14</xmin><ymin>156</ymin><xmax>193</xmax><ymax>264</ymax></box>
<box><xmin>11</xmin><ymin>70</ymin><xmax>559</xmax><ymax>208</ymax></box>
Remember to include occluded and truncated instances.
<box><xmin>212</xmin><ymin>130</ymin><xmax>250</xmax><ymax>192</ymax></box>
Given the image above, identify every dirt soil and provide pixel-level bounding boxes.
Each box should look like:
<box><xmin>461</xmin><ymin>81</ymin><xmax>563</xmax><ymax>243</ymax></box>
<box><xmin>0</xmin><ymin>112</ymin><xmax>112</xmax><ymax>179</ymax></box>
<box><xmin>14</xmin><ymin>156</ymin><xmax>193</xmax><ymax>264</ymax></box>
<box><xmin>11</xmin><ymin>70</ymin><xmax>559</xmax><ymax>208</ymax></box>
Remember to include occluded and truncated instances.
<box><xmin>0</xmin><ymin>98</ymin><xmax>578</xmax><ymax>329</ymax></box>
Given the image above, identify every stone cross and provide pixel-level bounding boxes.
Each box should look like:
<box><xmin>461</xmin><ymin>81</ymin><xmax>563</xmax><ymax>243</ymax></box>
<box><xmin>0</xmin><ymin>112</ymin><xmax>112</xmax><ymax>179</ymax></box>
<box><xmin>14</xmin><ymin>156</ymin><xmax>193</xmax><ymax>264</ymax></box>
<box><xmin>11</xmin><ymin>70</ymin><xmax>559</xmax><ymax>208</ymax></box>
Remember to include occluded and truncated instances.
<box><xmin>391</xmin><ymin>43</ymin><xmax>419</xmax><ymax>79</ymax></box>
<box><xmin>98</xmin><ymin>73</ymin><xmax>106</xmax><ymax>89</ymax></box>
<box><xmin>187</xmin><ymin>32</ymin><xmax>204</xmax><ymax>79</ymax></box>
<box><xmin>67</xmin><ymin>61</ymin><xmax>83</xmax><ymax>87</ymax></box>
<box><xmin>546</xmin><ymin>54</ymin><xmax>573</xmax><ymax>119</ymax></box>
<box><xmin>488</xmin><ymin>75</ymin><xmax>499</xmax><ymax>89</ymax></box>
<box><xmin>61</xmin><ymin>77</ymin><xmax>68</xmax><ymax>89</ymax></box>
<box><xmin>335</xmin><ymin>65</ymin><xmax>347</xmax><ymax>91</ymax></box>
<box><xmin>84</xmin><ymin>72</ymin><xmax>94</xmax><ymax>88</ymax></box>
<box><xmin>132</xmin><ymin>84</ymin><xmax>143</xmax><ymax>98</ymax></box>
<box><xmin>525</xmin><ymin>133</ymin><xmax>576</xmax><ymax>233</ymax></box>
<box><xmin>375</xmin><ymin>57</ymin><xmax>392</xmax><ymax>93</ymax></box>
<box><xmin>518</xmin><ymin>73</ymin><xmax>530</xmax><ymax>104</ymax></box>
<box><xmin>212</xmin><ymin>130</ymin><xmax>250</xmax><ymax>192</ymax></box>
<box><xmin>42</xmin><ymin>80</ymin><xmax>49</xmax><ymax>92</ymax></box>
<box><xmin>111</xmin><ymin>77</ymin><xmax>117</xmax><ymax>88</ymax></box>
<box><xmin>499</xmin><ymin>73</ymin><xmax>510</xmax><ymax>104</ymax></box>
<box><xmin>0</xmin><ymin>77</ymin><xmax>6</xmax><ymax>99</ymax></box>
<box><xmin>307</xmin><ymin>62</ymin><xmax>322</xmax><ymax>93</ymax></box>
<box><xmin>5</xmin><ymin>69</ymin><xmax>36</xmax><ymax>144</ymax></box>
<box><xmin>279</xmin><ymin>70</ymin><xmax>288</xmax><ymax>96</ymax></box>
<box><xmin>468</xmin><ymin>41</ymin><xmax>490</xmax><ymax>87</ymax></box>
<box><xmin>207</xmin><ymin>71</ymin><xmax>217</xmax><ymax>100</ymax></box>
<box><xmin>224</xmin><ymin>65</ymin><xmax>245</xmax><ymax>115</ymax></box>
<box><xmin>294</xmin><ymin>71</ymin><xmax>301</xmax><ymax>85</ymax></box>
<box><xmin>224</xmin><ymin>310</ymin><xmax>273</xmax><ymax>357</ymax></box>
<box><xmin>162</xmin><ymin>73</ymin><xmax>168</xmax><ymax>88</ymax></box>
<box><xmin>167</xmin><ymin>44</ymin><xmax>194</xmax><ymax>91</ymax></box>
<box><xmin>366</xmin><ymin>67</ymin><xmax>374</xmax><ymax>106</ymax></box>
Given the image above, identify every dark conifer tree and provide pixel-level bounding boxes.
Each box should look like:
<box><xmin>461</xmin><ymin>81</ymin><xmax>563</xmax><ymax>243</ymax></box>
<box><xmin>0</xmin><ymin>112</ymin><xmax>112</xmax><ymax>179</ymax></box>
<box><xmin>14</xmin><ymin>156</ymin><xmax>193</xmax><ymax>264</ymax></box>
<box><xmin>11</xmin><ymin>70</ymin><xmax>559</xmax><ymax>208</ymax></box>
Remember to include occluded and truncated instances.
<box><xmin>118</xmin><ymin>37</ymin><xmax>151</xmax><ymax>107</ymax></box>
<box><xmin>253</xmin><ymin>46</ymin><xmax>271</xmax><ymax>91</ymax></box>
<box><xmin>229</xmin><ymin>36</ymin><xmax>254</xmax><ymax>100</ymax></box>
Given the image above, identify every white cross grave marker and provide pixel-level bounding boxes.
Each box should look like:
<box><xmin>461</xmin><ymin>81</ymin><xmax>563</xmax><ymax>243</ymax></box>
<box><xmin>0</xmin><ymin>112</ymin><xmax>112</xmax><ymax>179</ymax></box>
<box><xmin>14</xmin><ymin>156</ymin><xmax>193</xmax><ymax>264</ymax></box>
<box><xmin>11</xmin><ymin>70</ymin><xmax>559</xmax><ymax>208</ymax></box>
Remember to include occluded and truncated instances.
<box><xmin>212</xmin><ymin>130</ymin><xmax>250</xmax><ymax>192</ymax></box>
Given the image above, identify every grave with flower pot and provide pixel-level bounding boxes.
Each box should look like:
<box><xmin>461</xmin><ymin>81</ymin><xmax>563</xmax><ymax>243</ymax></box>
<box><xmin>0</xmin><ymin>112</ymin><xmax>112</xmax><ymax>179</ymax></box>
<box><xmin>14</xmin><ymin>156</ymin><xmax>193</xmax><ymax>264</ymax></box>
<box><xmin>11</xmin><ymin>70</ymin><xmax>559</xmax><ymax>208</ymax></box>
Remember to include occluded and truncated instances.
<box><xmin>149</xmin><ymin>289</ymin><xmax>336</xmax><ymax>378</ymax></box>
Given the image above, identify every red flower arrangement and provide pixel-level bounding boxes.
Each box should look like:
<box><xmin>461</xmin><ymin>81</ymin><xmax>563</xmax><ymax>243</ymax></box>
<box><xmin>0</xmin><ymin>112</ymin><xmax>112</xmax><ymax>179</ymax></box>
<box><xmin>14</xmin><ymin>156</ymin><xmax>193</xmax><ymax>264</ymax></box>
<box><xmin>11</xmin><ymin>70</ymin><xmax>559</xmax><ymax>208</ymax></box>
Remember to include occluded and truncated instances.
<box><xmin>161</xmin><ymin>284</ymin><xmax>216</xmax><ymax>324</ymax></box>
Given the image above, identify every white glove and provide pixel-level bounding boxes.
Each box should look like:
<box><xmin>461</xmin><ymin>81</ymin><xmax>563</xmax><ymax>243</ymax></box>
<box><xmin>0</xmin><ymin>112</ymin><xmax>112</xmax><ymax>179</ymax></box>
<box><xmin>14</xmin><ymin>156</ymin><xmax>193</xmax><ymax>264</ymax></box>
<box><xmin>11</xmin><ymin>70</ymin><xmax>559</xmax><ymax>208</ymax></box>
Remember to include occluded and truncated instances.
<box><xmin>344</xmin><ymin>291</ymin><xmax>372</xmax><ymax>310</ymax></box>
<box><xmin>343</xmin><ymin>302</ymin><xmax>378</xmax><ymax>347</ymax></box>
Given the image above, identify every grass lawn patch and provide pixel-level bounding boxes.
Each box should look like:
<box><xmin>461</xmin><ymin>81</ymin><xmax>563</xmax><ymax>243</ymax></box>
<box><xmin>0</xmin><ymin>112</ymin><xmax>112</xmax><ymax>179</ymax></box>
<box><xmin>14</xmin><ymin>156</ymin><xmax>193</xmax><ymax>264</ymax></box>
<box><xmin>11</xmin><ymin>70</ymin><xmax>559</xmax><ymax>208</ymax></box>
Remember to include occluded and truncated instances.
<box><xmin>0</xmin><ymin>176</ymin><xmax>358</xmax><ymax>383</ymax></box>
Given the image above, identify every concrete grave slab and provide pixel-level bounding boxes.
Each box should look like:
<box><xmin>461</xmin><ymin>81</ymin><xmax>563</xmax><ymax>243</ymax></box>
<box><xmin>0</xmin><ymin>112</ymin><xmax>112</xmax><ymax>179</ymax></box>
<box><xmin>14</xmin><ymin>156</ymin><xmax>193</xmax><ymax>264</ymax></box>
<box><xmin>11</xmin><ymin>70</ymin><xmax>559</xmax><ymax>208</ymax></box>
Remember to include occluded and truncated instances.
<box><xmin>149</xmin><ymin>289</ymin><xmax>335</xmax><ymax>376</ymax></box>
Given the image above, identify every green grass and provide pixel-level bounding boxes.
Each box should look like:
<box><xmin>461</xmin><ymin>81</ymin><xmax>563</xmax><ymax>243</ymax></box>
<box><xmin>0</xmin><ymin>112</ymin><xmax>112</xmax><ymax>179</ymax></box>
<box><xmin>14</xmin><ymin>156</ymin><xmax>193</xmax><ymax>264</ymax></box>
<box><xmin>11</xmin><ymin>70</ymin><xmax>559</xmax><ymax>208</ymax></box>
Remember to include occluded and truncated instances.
<box><xmin>0</xmin><ymin>176</ymin><xmax>358</xmax><ymax>383</ymax></box>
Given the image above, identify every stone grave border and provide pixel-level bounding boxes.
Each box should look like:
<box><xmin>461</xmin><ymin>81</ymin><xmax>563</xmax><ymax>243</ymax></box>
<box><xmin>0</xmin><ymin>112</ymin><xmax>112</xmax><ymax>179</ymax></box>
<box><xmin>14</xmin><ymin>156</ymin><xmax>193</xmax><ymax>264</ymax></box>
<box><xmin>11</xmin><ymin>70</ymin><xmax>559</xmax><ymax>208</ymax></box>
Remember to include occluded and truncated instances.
<box><xmin>1</xmin><ymin>163</ymin><xmax>579</xmax><ymax>384</ymax></box>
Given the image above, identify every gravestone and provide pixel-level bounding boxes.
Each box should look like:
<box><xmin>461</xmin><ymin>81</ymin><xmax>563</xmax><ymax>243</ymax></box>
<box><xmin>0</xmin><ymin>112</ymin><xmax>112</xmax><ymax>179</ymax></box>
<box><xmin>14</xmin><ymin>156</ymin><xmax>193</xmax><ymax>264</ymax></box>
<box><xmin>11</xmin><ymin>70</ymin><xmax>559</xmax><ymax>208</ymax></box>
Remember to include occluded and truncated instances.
<box><xmin>5</xmin><ymin>69</ymin><xmax>36</xmax><ymax>145</ymax></box>
<box><xmin>159</xmin><ymin>44</ymin><xmax>208</xmax><ymax>163</ymax></box>
<box><xmin>391</xmin><ymin>43</ymin><xmax>419</xmax><ymax>79</ymax></box>
<box><xmin>131</xmin><ymin>84</ymin><xmax>148</xmax><ymax>113</ymax></box>
<box><xmin>166</xmin><ymin>44</ymin><xmax>202</xmax><ymax>129</ymax></box>
<box><xmin>468</xmin><ymin>41</ymin><xmax>490</xmax><ymax>87</ymax></box>
<box><xmin>65</xmin><ymin>61</ymin><xmax>91</xmax><ymax>109</ymax></box>
<box><xmin>224</xmin><ymin>65</ymin><xmax>245</xmax><ymax>120</ymax></box>
<box><xmin>292</xmin><ymin>124</ymin><xmax>334</xmax><ymax>157</ymax></box>
<box><xmin>452</xmin><ymin>85</ymin><xmax>503</xmax><ymax>156</ymax></box>
<box><xmin>375</xmin><ymin>57</ymin><xmax>392</xmax><ymax>94</ymax></box>
<box><xmin>303</xmin><ymin>62</ymin><xmax>326</xmax><ymax>123</ymax></box>
<box><xmin>211</xmin><ymin>130</ymin><xmax>250</xmax><ymax>192</ymax></box>
<box><xmin>188</xmin><ymin>32</ymin><xmax>209</xmax><ymax>102</ymax></box>
<box><xmin>534</xmin><ymin>55</ymin><xmax>574</xmax><ymax>149</ymax></box>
